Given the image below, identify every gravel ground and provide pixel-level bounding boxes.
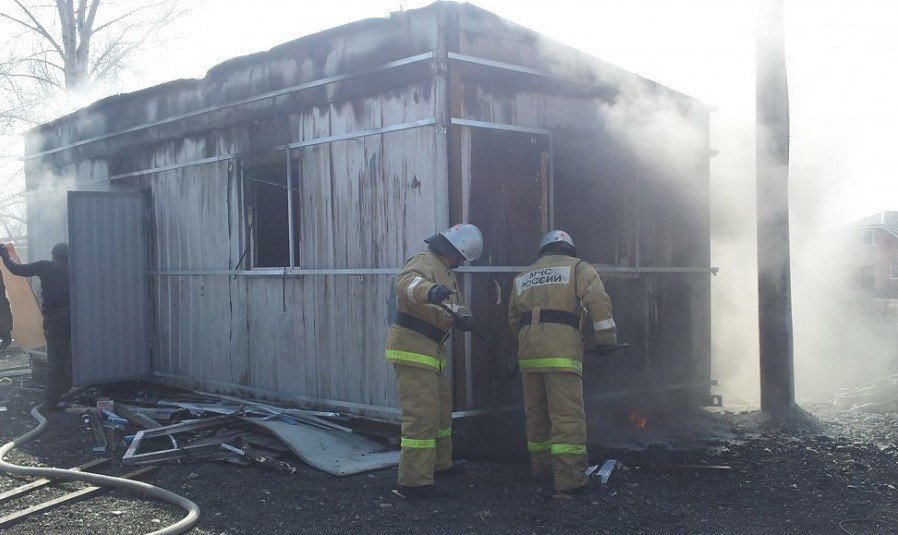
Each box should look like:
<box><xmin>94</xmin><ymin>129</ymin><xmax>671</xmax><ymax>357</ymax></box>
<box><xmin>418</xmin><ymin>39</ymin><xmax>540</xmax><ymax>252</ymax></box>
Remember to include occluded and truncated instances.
<box><xmin>0</xmin><ymin>350</ymin><xmax>28</xmax><ymax>371</ymax></box>
<box><xmin>2</xmin><ymin>378</ymin><xmax>897</xmax><ymax>535</ymax></box>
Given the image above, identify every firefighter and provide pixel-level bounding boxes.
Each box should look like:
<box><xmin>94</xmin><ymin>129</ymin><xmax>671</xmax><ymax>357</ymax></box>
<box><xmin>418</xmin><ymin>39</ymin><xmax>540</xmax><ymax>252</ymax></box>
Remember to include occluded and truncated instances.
<box><xmin>386</xmin><ymin>223</ymin><xmax>483</xmax><ymax>499</ymax></box>
<box><xmin>508</xmin><ymin>230</ymin><xmax>617</xmax><ymax>496</ymax></box>
<box><xmin>0</xmin><ymin>243</ymin><xmax>71</xmax><ymax>408</ymax></box>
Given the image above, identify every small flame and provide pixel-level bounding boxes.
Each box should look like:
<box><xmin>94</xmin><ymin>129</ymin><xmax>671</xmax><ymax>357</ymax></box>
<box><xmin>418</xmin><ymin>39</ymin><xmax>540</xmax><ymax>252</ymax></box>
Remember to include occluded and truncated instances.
<box><xmin>628</xmin><ymin>410</ymin><xmax>648</xmax><ymax>429</ymax></box>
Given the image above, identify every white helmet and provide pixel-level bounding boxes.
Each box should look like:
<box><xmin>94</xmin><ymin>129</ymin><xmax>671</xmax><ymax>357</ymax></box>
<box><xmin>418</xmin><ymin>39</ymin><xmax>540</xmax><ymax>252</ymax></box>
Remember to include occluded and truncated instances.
<box><xmin>538</xmin><ymin>229</ymin><xmax>576</xmax><ymax>256</ymax></box>
<box><xmin>439</xmin><ymin>223</ymin><xmax>483</xmax><ymax>262</ymax></box>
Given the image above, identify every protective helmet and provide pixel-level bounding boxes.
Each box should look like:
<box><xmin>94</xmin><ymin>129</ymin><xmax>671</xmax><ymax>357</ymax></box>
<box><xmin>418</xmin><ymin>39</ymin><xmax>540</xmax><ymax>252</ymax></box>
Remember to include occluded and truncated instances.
<box><xmin>538</xmin><ymin>230</ymin><xmax>576</xmax><ymax>256</ymax></box>
<box><xmin>427</xmin><ymin>223</ymin><xmax>483</xmax><ymax>262</ymax></box>
<box><xmin>51</xmin><ymin>242</ymin><xmax>69</xmax><ymax>258</ymax></box>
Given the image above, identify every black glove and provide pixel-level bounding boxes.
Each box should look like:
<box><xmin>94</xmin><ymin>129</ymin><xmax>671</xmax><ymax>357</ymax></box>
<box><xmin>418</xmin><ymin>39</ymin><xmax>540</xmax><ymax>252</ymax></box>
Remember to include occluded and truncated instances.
<box><xmin>456</xmin><ymin>314</ymin><xmax>476</xmax><ymax>332</ymax></box>
<box><xmin>0</xmin><ymin>244</ymin><xmax>8</xmax><ymax>259</ymax></box>
<box><xmin>592</xmin><ymin>344</ymin><xmax>617</xmax><ymax>356</ymax></box>
<box><xmin>427</xmin><ymin>285</ymin><xmax>453</xmax><ymax>304</ymax></box>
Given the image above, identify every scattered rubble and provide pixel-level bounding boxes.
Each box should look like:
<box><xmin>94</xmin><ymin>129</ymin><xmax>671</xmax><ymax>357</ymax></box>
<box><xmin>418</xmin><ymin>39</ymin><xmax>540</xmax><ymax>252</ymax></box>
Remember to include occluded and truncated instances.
<box><xmin>60</xmin><ymin>386</ymin><xmax>399</xmax><ymax>477</ymax></box>
<box><xmin>835</xmin><ymin>374</ymin><xmax>898</xmax><ymax>414</ymax></box>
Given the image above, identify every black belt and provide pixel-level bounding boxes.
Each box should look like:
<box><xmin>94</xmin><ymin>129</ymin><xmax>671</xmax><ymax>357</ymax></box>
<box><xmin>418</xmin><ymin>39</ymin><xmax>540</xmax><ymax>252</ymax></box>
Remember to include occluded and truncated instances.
<box><xmin>519</xmin><ymin>309</ymin><xmax>580</xmax><ymax>331</ymax></box>
<box><xmin>395</xmin><ymin>312</ymin><xmax>449</xmax><ymax>344</ymax></box>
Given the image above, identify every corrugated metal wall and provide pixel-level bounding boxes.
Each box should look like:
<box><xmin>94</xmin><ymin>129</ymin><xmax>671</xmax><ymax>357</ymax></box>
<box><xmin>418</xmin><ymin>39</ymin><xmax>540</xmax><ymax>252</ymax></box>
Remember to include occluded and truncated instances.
<box><xmin>68</xmin><ymin>190</ymin><xmax>151</xmax><ymax>386</ymax></box>
<box><xmin>147</xmin><ymin>94</ymin><xmax>444</xmax><ymax>414</ymax></box>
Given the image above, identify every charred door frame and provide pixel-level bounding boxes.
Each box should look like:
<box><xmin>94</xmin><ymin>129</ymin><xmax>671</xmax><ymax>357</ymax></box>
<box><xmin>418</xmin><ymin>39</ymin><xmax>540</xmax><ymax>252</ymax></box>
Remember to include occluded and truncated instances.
<box><xmin>448</xmin><ymin>118</ymin><xmax>555</xmax><ymax>410</ymax></box>
<box><xmin>450</xmin><ymin>118</ymin><xmax>555</xmax><ymax>229</ymax></box>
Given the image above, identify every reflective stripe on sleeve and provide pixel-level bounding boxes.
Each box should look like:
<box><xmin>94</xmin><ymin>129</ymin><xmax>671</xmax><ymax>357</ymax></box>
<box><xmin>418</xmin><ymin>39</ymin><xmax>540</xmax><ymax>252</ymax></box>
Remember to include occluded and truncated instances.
<box><xmin>551</xmin><ymin>443</ymin><xmax>587</xmax><ymax>455</ymax></box>
<box><xmin>593</xmin><ymin>318</ymin><xmax>616</xmax><ymax>331</ymax></box>
<box><xmin>385</xmin><ymin>349</ymin><xmax>443</xmax><ymax>371</ymax></box>
<box><xmin>401</xmin><ymin>437</ymin><xmax>436</xmax><ymax>449</ymax></box>
<box><xmin>527</xmin><ymin>441</ymin><xmax>551</xmax><ymax>452</ymax></box>
<box><xmin>437</xmin><ymin>427</ymin><xmax>452</xmax><ymax>438</ymax></box>
<box><xmin>407</xmin><ymin>277</ymin><xmax>425</xmax><ymax>300</ymax></box>
<box><xmin>518</xmin><ymin>358</ymin><xmax>583</xmax><ymax>374</ymax></box>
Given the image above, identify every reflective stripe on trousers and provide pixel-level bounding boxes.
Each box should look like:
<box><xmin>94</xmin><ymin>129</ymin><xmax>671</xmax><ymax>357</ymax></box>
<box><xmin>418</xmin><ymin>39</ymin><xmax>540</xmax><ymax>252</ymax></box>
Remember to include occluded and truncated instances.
<box><xmin>529</xmin><ymin>441</ymin><xmax>585</xmax><ymax>455</ymax></box>
<box><xmin>394</xmin><ymin>364</ymin><xmax>453</xmax><ymax>486</ymax></box>
<box><xmin>401</xmin><ymin>437</ymin><xmax>436</xmax><ymax>448</ymax></box>
<box><xmin>518</xmin><ymin>357</ymin><xmax>582</xmax><ymax>374</ymax></box>
<box><xmin>401</xmin><ymin>427</ymin><xmax>450</xmax><ymax>448</ymax></box>
<box><xmin>522</xmin><ymin>371</ymin><xmax>588</xmax><ymax>492</ymax></box>
<box><xmin>551</xmin><ymin>443</ymin><xmax>587</xmax><ymax>455</ymax></box>
<box><xmin>386</xmin><ymin>349</ymin><xmax>444</xmax><ymax>371</ymax></box>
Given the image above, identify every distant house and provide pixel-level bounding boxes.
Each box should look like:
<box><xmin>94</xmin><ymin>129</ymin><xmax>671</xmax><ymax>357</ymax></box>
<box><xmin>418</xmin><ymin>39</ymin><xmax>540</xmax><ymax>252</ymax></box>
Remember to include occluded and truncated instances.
<box><xmin>851</xmin><ymin>211</ymin><xmax>898</xmax><ymax>297</ymax></box>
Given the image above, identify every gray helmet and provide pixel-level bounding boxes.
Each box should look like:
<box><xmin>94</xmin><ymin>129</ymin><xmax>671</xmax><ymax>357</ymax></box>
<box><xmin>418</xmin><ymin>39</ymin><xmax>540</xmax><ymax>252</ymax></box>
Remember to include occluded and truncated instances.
<box><xmin>440</xmin><ymin>223</ymin><xmax>483</xmax><ymax>262</ymax></box>
<box><xmin>427</xmin><ymin>224</ymin><xmax>483</xmax><ymax>262</ymax></box>
<box><xmin>51</xmin><ymin>242</ymin><xmax>69</xmax><ymax>258</ymax></box>
<box><xmin>538</xmin><ymin>230</ymin><xmax>576</xmax><ymax>256</ymax></box>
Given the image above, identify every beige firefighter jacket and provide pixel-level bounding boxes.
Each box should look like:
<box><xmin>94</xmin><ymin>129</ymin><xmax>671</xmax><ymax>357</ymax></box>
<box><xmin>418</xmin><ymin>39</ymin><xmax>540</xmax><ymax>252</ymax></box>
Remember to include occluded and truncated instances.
<box><xmin>385</xmin><ymin>249</ymin><xmax>470</xmax><ymax>373</ymax></box>
<box><xmin>508</xmin><ymin>254</ymin><xmax>616</xmax><ymax>375</ymax></box>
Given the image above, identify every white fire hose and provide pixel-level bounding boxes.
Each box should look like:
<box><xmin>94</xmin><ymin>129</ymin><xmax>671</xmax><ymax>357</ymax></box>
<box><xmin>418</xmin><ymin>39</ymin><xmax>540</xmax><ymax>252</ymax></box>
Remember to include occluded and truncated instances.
<box><xmin>0</xmin><ymin>404</ymin><xmax>200</xmax><ymax>535</ymax></box>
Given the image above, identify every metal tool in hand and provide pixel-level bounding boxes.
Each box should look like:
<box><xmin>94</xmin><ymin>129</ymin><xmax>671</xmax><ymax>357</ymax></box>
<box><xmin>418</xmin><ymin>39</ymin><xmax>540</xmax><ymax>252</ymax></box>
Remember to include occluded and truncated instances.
<box><xmin>436</xmin><ymin>291</ymin><xmax>488</xmax><ymax>342</ymax></box>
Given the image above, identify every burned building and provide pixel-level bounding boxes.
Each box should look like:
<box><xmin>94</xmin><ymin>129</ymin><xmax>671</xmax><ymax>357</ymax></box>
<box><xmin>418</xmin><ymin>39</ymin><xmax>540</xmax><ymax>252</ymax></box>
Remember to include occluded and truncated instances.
<box><xmin>23</xmin><ymin>2</ymin><xmax>715</xmax><ymax>444</ymax></box>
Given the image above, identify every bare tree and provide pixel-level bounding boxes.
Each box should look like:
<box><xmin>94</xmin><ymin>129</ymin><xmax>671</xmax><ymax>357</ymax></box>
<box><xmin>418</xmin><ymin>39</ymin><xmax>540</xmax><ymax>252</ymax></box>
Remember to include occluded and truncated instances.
<box><xmin>1</xmin><ymin>0</ymin><xmax>180</xmax><ymax>98</ymax></box>
<box><xmin>0</xmin><ymin>0</ymin><xmax>182</xmax><ymax>245</ymax></box>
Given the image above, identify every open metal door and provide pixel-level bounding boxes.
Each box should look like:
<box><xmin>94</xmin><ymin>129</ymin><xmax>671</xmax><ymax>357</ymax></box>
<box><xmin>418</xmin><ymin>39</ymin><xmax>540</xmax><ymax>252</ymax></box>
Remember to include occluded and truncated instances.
<box><xmin>465</xmin><ymin>128</ymin><xmax>551</xmax><ymax>408</ymax></box>
<box><xmin>68</xmin><ymin>190</ymin><xmax>152</xmax><ymax>386</ymax></box>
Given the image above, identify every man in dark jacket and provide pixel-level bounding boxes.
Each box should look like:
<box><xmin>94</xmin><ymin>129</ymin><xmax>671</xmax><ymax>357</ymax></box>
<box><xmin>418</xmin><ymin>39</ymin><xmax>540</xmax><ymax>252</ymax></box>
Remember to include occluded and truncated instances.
<box><xmin>0</xmin><ymin>242</ymin><xmax>71</xmax><ymax>407</ymax></box>
<box><xmin>0</xmin><ymin>267</ymin><xmax>12</xmax><ymax>349</ymax></box>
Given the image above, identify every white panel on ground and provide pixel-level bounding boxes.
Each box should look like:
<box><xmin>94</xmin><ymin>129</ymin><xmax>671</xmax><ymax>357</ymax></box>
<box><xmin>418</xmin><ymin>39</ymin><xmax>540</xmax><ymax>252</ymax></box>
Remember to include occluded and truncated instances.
<box><xmin>243</xmin><ymin>418</ymin><xmax>398</xmax><ymax>476</ymax></box>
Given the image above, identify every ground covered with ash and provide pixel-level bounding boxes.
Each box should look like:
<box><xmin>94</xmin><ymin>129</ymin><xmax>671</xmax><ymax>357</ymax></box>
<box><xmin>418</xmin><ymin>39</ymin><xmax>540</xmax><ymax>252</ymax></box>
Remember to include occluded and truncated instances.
<box><xmin>1</xmin><ymin>378</ymin><xmax>896</xmax><ymax>534</ymax></box>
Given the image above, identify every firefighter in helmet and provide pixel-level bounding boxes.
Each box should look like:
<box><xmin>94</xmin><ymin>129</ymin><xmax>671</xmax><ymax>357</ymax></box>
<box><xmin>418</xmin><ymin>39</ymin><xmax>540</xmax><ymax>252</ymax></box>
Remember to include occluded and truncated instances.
<box><xmin>386</xmin><ymin>223</ymin><xmax>483</xmax><ymax>499</ymax></box>
<box><xmin>508</xmin><ymin>230</ymin><xmax>617</xmax><ymax>495</ymax></box>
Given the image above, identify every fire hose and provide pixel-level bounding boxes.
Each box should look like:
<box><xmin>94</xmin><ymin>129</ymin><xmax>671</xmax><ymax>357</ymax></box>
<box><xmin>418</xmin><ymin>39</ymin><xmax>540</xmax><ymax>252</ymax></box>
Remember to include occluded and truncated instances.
<box><xmin>0</xmin><ymin>403</ymin><xmax>200</xmax><ymax>535</ymax></box>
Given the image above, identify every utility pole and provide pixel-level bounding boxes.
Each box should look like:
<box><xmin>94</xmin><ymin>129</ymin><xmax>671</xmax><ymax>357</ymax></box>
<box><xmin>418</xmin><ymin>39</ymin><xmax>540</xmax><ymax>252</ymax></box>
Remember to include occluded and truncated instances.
<box><xmin>756</xmin><ymin>0</ymin><xmax>795</xmax><ymax>411</ymax></box>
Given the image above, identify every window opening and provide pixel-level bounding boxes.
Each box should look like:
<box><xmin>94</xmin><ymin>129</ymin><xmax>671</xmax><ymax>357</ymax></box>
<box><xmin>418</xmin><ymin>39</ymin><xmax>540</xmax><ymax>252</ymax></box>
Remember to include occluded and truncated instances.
<box><xmin>863</xmin><ymin>229</ymin><xmax>876</xmax><ymax>246</ymax></box>
<box><xmin>242</xmin><ymin>151</ymin><xmax>301</xmax><ymax>268</ymax></box>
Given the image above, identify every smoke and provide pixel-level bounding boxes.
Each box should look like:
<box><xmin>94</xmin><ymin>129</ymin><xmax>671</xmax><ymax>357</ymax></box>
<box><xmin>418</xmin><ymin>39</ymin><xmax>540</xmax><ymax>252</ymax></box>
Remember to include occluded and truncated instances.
<box><xmin>578</xmin><ymin>7</ymin><xmax>898</xmax><ymax>406</ymax></box>
<box><xmin>590</xmin><ymin>70</ymin><xmax>763</xmax><ymax>402</ymax></box>
<box><xmin>25</xmin><ymin>172</ymin><xmax>79</xmax><ymax>262</ymax></box>
<box><xmin>599</xmin><ymin>81</ymin><xmax>708</xmax><ymax>180</ymax></box>
<box><xmin>790</xmin><ymin>128</ymin><xmax>898</xmax><ymax>402</ymax></box>
<box><xmin>709</xmin><ymin>110</ymin><xmax>760</xmax><ymax>404</ymax></box>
